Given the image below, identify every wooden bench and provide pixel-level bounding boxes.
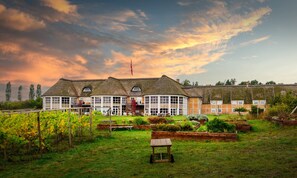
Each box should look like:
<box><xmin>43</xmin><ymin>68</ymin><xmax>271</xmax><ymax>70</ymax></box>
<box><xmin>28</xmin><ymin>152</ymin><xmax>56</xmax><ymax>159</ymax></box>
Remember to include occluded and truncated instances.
<box><xmin>150</xmin><ymin>138</ymin><xmax>174</xmax><ymax>163</ymax></box>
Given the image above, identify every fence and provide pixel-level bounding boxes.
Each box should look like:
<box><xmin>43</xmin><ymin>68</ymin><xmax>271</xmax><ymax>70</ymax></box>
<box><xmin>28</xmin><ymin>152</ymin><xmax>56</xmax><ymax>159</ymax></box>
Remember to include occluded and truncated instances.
<box><xmin>0</xmin><ymin>107</ymin><xmax>111</xmax><ymax>162</ymax></box>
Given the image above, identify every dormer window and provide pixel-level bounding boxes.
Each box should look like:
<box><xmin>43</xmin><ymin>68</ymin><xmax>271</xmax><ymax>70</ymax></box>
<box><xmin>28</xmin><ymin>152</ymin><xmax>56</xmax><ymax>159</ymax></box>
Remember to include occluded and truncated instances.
<box><xmin>83</xmin><ymin>87</ymin><xmax>92</xmax><ymax>93</ymax></box>
<box><xmin>131</xmin><ymin>86</ymin><xmax>141</xmax><ymax>92</ymax></box>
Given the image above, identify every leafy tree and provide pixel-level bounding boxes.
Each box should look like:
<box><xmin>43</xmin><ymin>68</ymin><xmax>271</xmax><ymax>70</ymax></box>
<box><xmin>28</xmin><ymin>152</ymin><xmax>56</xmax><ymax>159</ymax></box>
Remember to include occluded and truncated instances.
<box><xmin>230</xmin><ymin>78</ymin><xmax>236</xmax><ymax>85</ymax></box>
<box><xmin>18</xmin><ymin>85</ymin><xmax>22</xmax><ymax>101</ymax></box>
<box><xmin>182</xmin><ymin>79</ymin><xmax>191</xmax><ymax>86</ymax></box>
<box><xmin>215</xmin><ymin>81</ymin><xmax>224</xmax><ymax>86</ymax></box>
<box><xmin>250</xmin><ymin>80</ymin><xmax>259</xmax><ymax>85</ymax></box>
<box><xmin>266</xmin><ymin>81</ymin><xmax>276</xmax><ymax>85</ymax></box>
<box><xmin>238</xmin><ymin>81</ymin><xmax>250</xmax><ymax>85</ymax></box>
<box><xmin>29</xmin><ymin>84</ymin><xmax>35</xmax><ymax>100</ymax></box>
<box><xmin>5</xmin><ymin>82</ymin><xmax>11</xmax><ymax>101</ymax></box>
<box><xmin>225</xmin><ymin>79</ymin><xmax>232</xmax><ymax>85</ymax></box>
<box><xmin>194</xmin><ymin>82</ymin><xmax>199</xmax><ymax>86</ymax></box>
<box><xmin>234</xmin><ymin>107</ymin><xmax>247</xmax><ymax>116</ymax></box>
<box><xmin>36</xmin><ymin>84</ymin><xmax>42</xmax><ymax>98</ymax></box>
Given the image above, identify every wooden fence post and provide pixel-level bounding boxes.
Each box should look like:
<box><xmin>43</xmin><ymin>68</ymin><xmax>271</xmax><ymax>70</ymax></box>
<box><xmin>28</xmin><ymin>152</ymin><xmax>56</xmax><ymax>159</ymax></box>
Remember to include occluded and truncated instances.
<box><xmin>89</xmin><ymin>107</ymin><xmax>93</xmax><ymax>139</ymax></box>
<box><xmin>68</xmin><ymin>109</ymin><xmax>72</xmax><ymax>147</ymax></box>
<box><xmin>37</xmin><ymin>112</ymin><xmax>43</xmax><ymax>156</ymax></box>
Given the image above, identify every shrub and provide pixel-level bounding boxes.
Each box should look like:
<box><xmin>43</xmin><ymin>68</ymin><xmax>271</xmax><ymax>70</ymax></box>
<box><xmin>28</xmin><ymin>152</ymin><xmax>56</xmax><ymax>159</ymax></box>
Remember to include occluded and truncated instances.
<box><xmin>179</xmin><ymin>121</ymin><xmax>194</xmax><ymax>131</ymax></box>
<box><xmin>165</xmin><ymin>124</ymin><xmax>181</xmax><ymax>132</ymax></box>
<box><xmin>133</xmin><ymin>117</ymin><xmax>148</xmax><ymax>125</ymax></box>
<box><xmin>267</xmin><ymin>103</ymin><xmax>289</xmax><ymax>117</ymax></box>
<box><xmin>187</xmin><ymin>114</ymin><xmax>209</xmax><ymax>122</ymax></box>
<box><xmin>250</xmin><ymin>105</ymin><xmax>264</xmax><ymax>116</ymax></box>
<box><xmin>148</xmin><ymin>117</ymin><xmax>167</xmax><ymax>124</ymax></box>
<box><xmin>206</xmin><ymin>118</ymin><xmax>235</xmax><ymax>133</ymax></box>
<box><xmin>234</xmin><ymin>107</ymin><xmax>248</xmax><ymax>115</ymax></box>
<box><xmin>197</xmin><ymin>125</ymin><xmax>207</xmax><ymax>132</ymax></box>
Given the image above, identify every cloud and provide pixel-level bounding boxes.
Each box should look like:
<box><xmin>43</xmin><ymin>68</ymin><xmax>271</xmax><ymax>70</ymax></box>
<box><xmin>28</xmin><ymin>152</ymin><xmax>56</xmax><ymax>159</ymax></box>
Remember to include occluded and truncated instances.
<box><xmin>240</xmin><ymin>35</ymin><xmax>270</xmax><ymax>46</ymax></box>
<box><xmin>75</xmin><ymin>55</ymin><xmax>88</xmax><ymax>64</ymax></box>
<box><xmin>42</xmin><ymin>0</ymin><xmax>77</xmax><ymax>14</ymax></box>
<box><xmin>92</xmin><ymin>9</ymin><xmax>148</xmax><ymax>32</ymax></box>
<box><xmin>99</xmin><ymin>3</ymin><xmax>272</xmax><ymax>78</ymax></box>
<box><xmin>0</xmin><ymin>42</ymin><xmax>21</xmax><ymax>54</ymax></box>
<box><xmin>0</xmin><ymin>4</ymin><xmax>45</xmax><ymax>31</ymax></box>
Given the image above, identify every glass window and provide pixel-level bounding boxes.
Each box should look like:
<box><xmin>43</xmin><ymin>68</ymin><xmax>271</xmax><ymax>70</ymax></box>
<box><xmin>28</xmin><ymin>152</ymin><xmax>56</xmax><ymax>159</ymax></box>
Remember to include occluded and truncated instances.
<box><xmin>45</xmin><ymin>97</ymin><xmax>50</xmax><ymax>109</ymax></box>
<box><xmin>122</xmin><ymin>97</ymin><xmax>126</xmax><ymax>105</ymax></box>
<box><xmin>113</xmin><ymin>97</ymin><xmax>120</xmax><ymax>104</ymax></box>
<box><xmin>145</xmin><ymin>96</ymin><xmax>149</xmax><ymax>104</ymax></box>
<box><xmin>103</xmin><ymin>97</ymin><xmax>111</xmax><ymax>104</ymax></box>
<box><xmin>52</xmin><ymin>97</ymin><xmax>60</xmax><ymax>109</ymax></box>
<box><xmin>171</xmin><ymin>108</ymin><xmax>176</xmax><ymax>115</ymax></box>
<box><xmin>210</xmin><ymin>100</ymin><xmax>216</xmax><ymax>105</ymax></box>
<box><xmin>253</xmin><ymin>100</ymin><xmax>259</xmax><ymax>105</ymax></box>
<box><xmin>179</xmin><ymin>97</ymin><xmax>183</xmax><ymax>104</ymax></box>
<box><xmin>150</xmin><ymin>108</ymin><xmax>158</xmax><ymax>115</ymax></box>
<box><xmin>160</xmin><ymin>96</ymin><xmax>169</xmax><ymax>104</ymax></box>
<box><xmin>171</xmin><ymin>96</ymin><xmax>178</xmax><ymax>104</ymax></box>
<box><xmin>238</xmin><ymin>100</ymin><xmax>244</xmax><ymax>105</ymax></box>
<box><xmin>160</xmin><ymin>108</ymin><xmax>168</xmax><ymax>114</ymax></box>
<box><xmin>131</xmin><ymin>86</ymin><xmax>141</xmax><ymax>92</ymax></box>
<box><xmin>95</xmin><ymin>97</ymin><xmax>101</xmax><ymax>104</ymax></box>
<box><xmin>260</xmin><ymin>100</ymin><xmax>266</xmax><ymax>105</ymax></box>
<box><xmin>151</xmin><ymin>96</ymin><xmax>158</xmax><ymax>104</ymax></box>
<box><xmin>61</xmin><ymin>97</ymin><xmax>69</xmax><ymax>108</ymax></box>
<box><xmin>231</xmin><ymin>100</ymin><xmax>237</xmax><ymax>105</ymax></box>
<box><xmin>82</xmin><ymin>87</ymin><xmax>92</xmax><ymax>93</ymax></box>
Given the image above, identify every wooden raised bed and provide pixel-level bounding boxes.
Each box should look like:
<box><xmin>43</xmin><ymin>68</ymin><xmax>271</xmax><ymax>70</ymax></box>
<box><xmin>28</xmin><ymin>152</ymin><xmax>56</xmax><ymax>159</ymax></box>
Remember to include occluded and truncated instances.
<box><xmin>225</xmin><ymin>120</ymin><xmax>252</xmax><ymax>132</ymax></box>
<box><xmin>269</xmin><ymin>118</ymin><xmax>297</xmax><ymax>126</ymax></box>
<box><xmin>151</xmin><ymin>131</ymin><xmax>238</xmax><ymax>141</ymax></box>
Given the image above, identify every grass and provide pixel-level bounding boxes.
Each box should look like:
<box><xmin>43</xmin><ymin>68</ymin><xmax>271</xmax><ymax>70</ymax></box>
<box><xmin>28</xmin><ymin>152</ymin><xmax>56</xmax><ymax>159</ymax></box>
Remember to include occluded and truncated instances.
<box><xmin>1</xmin><ymin>119</ymin><xmax>297</xmax><ymax>177</ymax></box>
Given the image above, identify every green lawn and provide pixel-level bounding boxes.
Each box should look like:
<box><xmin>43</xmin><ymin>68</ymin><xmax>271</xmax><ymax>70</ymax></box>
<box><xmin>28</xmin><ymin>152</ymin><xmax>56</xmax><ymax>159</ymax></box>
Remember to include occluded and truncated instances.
<box><xmin>1</xmin><ymin>120</ymin><xmax>297</xmax><ymax>178</ymax></box>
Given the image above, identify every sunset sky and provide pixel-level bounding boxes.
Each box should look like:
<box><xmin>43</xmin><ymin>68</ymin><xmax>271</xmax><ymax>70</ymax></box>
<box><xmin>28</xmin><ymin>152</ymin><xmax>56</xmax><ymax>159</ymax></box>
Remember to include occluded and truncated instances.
<box><xmin>0</xmin><ymin>0</ymin><xmax>297</xmax><ymax>95</ymax></box>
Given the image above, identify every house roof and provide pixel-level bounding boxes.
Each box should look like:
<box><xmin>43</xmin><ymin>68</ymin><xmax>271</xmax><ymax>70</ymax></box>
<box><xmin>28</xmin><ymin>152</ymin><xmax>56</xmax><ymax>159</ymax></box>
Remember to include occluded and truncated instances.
<box><xmin>144</xmin><ymin>75</ymin><xmax>188</xmax><ymax>96</ymax></box>
<box><xmin>92</xmin><ymin>77</ymin><xmax>127</xmax><ymax>96</ymax></box>
<box><xmin>42</xmin><ymin>78</ymin><xmax>78</xmax><ymax>97</ymax></box>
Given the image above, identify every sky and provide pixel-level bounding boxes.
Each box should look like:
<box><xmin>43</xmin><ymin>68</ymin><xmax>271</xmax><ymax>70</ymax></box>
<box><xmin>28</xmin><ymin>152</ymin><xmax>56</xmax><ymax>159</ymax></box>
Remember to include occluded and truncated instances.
<box><xmin>0</xmin><ymin>0</ymin><xmax>297</xmax><ymax>100</ymax></box>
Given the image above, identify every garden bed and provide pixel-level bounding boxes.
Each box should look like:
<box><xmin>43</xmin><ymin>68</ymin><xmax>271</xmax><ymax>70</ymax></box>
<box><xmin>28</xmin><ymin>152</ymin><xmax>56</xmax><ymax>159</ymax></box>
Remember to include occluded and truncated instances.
<box><xmin>97</xmin><ymin>124</ymin><xmax>151</xmax><ymax>130</ymax></box>
<box><xmin>268</xmin><ymin>118</ymin><xmax>297</xmax><ymax>126</ymax></box>
<box><xmin>151</xmin><ymin>131</ymin><xmax>238</xmax><ymax>141</ymax></box>
<box><xmin>225</xmin><ymin>120</ymin><xmax>252</xmax><ymax>132</ymax></box>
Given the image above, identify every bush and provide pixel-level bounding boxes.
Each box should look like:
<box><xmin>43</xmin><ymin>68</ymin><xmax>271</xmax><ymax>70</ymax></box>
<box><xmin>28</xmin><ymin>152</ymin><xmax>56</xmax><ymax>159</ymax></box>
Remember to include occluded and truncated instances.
<box><xmin>178</xmin><ymin>121</ymin><xmax>194</xmax><ymax>131</ymax></box>
<box><xmin>206</xmin><ymin>118</ymin><xmax>235</xmax><ymax>133</ymax></box>
<box><xmin>148</xmin><ymin>117</ymin><xmax>167</xmax><ymax>124</ymax></box>
<box><xmin>187</xmin><ymin>114</ymin><xmax>209</xmax><ymax>122</ymax></box>
<box><xmin>133</xmin><ymin>117</ymin><xmax>148</xmax><ymax>125</ymax></box>
<box><xmin>165</xmin><ymin>124</ymin><xmax>181</xmax><ymax>132</ymax></box>
<box><xmin>250</xmin><ymin>105</ymin><xmax>264</xmax><ymax>116</ymax></box>
<box><xmin>267</xmin><ymin>103</ymin><xmax>289</xmax><ymax>117</ymax></box>
<box><xmin>197</xmin><ymin>125</ymin><xmax>207</xmax><ymax>132</ymax></box>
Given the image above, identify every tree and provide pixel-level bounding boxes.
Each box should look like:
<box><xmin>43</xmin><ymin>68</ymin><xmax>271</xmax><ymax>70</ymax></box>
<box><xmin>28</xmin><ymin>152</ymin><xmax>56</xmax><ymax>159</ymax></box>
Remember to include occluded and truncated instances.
<box><xmin>18</xmin><ymin>85</ymin><xmax>23</xmax><ymax>101</ymax></box>
<box><xmin>5</xmin><ymin>82</ymin><xmax>11</xmax><ymax>101</ymax></box>
<box><xmin>29</xmin><ymin>84</ymin><xmax>35</xmax><ymax>100</ymax></box>
<box><xmin>194</xmin><ymin>82</ymin><xmax>199</xmax><ymax>86</ymax></box>
<box><xmin>234</xmin><ymin>107</ymin><xmax>247</xmax><ymax>116</ymax></box>
<box><xmin>250</xmin><ymin>80</ymin><xmax>259</xmax><ymax>85</ymax></box>
<box><xmin>266</xmin><ymin>81</ymin><xmax>276</xmax><ymax>85</ymax></box>
<box><xmin>225</xmin><ymin>79</ymin><xmax>232</xmax><ymax>85</ymax></box>
<box><xmin>215</xmin><ymin>81</ymin><xmax>224</xmax><ymax>86</ymax></box>
<box><xmin>230</xmin><ymin>78</ymin><xmax>236</xmax><ymax>85</ymax></box>
<box><xmin>182</xmin><ymin>79</ymin><xmax>191</xmax><ymax>86</ymax></box>
<box><xmin>238</xmin><ymin>81</ymin><xmax>250</xmax><ymax>85</ymax></box>
<box><xmin>36</xmin><ymin>84</ymin><xmax>42</xmax><ymax>98</ymax></box>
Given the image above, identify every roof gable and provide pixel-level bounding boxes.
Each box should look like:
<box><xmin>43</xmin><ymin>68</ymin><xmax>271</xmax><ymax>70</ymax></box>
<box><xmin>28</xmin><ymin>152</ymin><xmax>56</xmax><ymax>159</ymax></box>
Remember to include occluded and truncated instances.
<box><xmin>144</xmin><ymin>75</ymin><xmax>188</xmax><ymax>96</ymax></box>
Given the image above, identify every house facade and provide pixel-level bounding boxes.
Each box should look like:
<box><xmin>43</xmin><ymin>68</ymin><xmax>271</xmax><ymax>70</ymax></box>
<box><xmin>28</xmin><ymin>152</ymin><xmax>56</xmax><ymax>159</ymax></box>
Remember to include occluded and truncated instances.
<box><xmin>42</xmin><ymin>75</ymin><xmax>297</xmax><ymax>115</ymax></box>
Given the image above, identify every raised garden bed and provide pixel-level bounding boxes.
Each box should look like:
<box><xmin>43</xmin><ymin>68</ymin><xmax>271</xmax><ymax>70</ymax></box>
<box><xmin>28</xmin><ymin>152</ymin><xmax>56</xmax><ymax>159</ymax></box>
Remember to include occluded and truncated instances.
<box><xmin>225</xmin><ymin>120</ymin><xmax>252</xmax><ymax>132</ymax></box>
<box><xmin>267</xmin><ymin>118</ymin><xmax>297</xmax><ymax>126</ymax></box>
<box><xmin>151</xmin><ymin>131</ymin><xmax>238</xmax><ymax>141</ymax></box>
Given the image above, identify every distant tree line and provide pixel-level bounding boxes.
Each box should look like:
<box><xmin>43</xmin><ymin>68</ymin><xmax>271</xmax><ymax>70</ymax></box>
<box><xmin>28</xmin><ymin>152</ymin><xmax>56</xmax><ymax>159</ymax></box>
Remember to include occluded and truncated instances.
<box><xmin>1</xmin><ymin>82</ymin><xmax>42</xmax><ymax>110</ymax></box>
<box><xmin>215</xmin><ymin>78</ymin><xmax>276</xmax><ymax>86</ymax></box>
<box><xmin>180</xmin><ymin>78</ymin><xmax>276</xmax><ymax>87</ymax></box>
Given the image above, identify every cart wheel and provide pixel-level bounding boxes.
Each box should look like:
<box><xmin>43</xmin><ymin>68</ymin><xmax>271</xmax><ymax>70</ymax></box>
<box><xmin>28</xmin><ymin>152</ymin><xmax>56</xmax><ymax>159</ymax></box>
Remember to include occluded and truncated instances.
<box><xmin>170</xmin><ymin>154</ymin><xmax>175</xmax><ymax>163</ymax></box>
<box><xmin>150</xmin><ymin>154</ymin><xmax>153</xmax><ymax>164</ymax></box>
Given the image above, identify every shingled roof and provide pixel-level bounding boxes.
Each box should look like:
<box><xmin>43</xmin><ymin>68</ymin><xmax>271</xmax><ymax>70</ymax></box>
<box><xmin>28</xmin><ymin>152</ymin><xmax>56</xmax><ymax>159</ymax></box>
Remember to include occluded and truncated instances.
<box><xmin>144</xmin><ymin>75</ymin><xmax>188</xmax><ymax>96</ymax></box>
<box><xmin>42</xmin><ymin>78</ymin><xmax>78</xmax><ymax>97</ymax></box>
<box><xmin>92</xmin><ymin>77</ymin><xmax>128</xmax><ymax>96</ymax></box>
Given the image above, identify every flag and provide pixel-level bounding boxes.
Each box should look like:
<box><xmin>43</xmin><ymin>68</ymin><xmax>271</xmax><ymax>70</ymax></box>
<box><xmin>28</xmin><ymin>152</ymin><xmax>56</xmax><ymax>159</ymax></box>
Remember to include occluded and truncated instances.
<box><xmin>130</xmin><ymin>59</ymin><xmax>133</xmax><ymax>76</ymax></box>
